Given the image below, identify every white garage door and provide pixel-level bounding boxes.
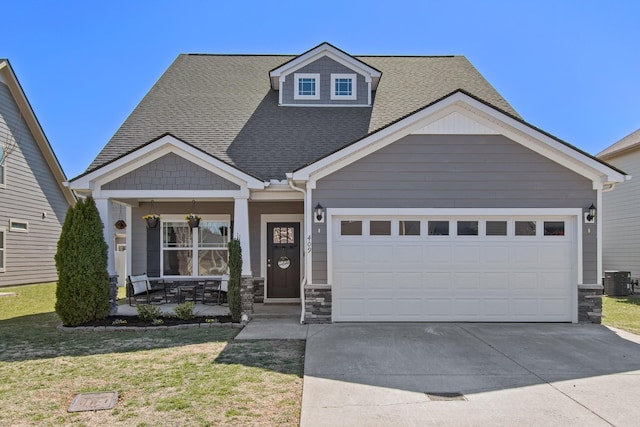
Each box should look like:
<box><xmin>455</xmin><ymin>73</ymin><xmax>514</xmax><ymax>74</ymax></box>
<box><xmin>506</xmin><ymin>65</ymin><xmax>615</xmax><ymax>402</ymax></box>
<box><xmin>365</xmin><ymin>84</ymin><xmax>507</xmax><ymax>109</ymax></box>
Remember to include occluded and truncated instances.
<box><xmin>332</xmin><ymin>215</ymin><xmax>576</xmax><ymax>322</ymax></box>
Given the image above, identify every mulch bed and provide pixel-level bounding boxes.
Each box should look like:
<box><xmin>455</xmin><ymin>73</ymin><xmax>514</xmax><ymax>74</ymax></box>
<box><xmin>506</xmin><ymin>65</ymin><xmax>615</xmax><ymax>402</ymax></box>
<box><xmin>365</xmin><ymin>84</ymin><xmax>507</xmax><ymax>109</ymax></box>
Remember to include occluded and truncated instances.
<box><xmin>69</xmin><ymin>315</ymin><xmax>234</xmax><ymax>328</ymax></box>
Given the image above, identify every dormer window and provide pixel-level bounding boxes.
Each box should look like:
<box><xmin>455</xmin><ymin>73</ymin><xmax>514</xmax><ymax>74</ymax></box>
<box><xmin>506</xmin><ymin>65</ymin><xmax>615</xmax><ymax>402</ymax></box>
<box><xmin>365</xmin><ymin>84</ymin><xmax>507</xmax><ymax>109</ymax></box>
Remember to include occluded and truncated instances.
<box><xmin>331</xmin><ymin>74</ymin><xmax>357</xmax><ymax>100</ymax></box>
<box><xmin>294</xmin><ymin>73</ymin><xmax>320</xmax><ymax>100</ymax></box>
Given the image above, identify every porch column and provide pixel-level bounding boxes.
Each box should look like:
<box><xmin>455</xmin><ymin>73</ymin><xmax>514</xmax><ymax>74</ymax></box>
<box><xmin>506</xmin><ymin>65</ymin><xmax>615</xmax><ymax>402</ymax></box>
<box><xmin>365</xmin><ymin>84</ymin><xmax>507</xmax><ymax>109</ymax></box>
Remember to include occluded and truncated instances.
<box><xmin>234</xmin><ymin>196</ymin><xmax>252</xmax><ymax>276</ymax></box>
<box><xmin>94</xmin><ymin>197</ymin><xmax>116</xmax><ymax>276</ymax></box>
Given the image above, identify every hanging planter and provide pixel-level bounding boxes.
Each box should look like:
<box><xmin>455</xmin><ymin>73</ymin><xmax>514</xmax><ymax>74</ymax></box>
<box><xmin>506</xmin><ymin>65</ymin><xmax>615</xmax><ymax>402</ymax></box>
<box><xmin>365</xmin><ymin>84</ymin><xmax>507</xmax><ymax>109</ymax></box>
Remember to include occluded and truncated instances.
<box><xmin>142</xmin><ymin>214</ymin><xmax>160</xmax><ymax>228</ymax></box>
<box><xmin>185</xmin><ymin>213</ymin><xmax>201</xmax><ymax>228</ymax></box>
<box><xmin>185</xmin><ymin>200</ymin><xmax>200</xmax><ymax>228</ymax></box>
<box><xmin>114</xmin><ymin>219</ymin><xmax>127</xmax><ymax>230</ymax></box>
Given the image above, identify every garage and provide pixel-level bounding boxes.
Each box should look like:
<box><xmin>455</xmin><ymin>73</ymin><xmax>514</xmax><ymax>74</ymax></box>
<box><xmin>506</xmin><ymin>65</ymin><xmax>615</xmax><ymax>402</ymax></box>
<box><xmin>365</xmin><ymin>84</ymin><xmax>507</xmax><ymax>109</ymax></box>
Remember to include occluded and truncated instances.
<box><xmin>331</xmin><ymin>214</ymin><xmax>577</xmax><ymax>322</ymax></box>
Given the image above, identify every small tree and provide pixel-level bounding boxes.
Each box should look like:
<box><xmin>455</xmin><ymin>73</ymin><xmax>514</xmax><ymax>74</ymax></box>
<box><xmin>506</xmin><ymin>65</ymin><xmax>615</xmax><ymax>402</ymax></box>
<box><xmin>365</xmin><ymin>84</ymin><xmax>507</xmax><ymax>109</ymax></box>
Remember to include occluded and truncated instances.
<box><xmin>227</xmin><ymin>238</ymin><xmax>242</xmax><ymax>322</ymax></box>
<box><xmin>55</xmin><ymin>196</ymin><xmax>110</xmax><ymax>325</ymax></box>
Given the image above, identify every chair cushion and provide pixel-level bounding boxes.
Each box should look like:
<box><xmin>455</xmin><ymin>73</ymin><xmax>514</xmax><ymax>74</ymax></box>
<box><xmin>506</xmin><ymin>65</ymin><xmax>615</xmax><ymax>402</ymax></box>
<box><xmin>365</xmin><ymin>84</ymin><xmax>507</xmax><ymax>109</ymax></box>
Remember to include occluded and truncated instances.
<box><xmin>129</xmin><ymin>274</ymin><xmax>149</xmax><ymax>295</ymax></box>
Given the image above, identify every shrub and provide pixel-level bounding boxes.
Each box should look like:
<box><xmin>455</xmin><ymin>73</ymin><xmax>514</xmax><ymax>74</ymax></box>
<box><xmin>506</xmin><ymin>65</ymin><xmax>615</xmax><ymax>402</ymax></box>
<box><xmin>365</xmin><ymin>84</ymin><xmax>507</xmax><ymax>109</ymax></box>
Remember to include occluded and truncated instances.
<box><xmin>137</xmin><ymin>304</ymin><xmax>163</xmax><ymax>322</ymax></box>
<box><xmin>173</xmin><ymin>302</ymin><xmax>195</xmax><ymax>320</ymax></box>
<box><xmin>55</xmin><ymin>196</ymin><xmax>110</xmax><ymax>326</ymax></box>
<box><xmin>227</xmin><ymin>238</ymin><xmax>242</xmax><ymax>322</ymax></box>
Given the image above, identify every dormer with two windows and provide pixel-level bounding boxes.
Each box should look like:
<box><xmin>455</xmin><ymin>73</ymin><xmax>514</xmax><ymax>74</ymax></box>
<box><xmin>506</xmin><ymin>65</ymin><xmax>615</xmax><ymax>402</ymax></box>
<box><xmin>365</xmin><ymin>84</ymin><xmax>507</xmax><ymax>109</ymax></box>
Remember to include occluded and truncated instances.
<box><xmin>269</xmin><ymin>43</ymin><xmax>381</xmax><ymax>107</ymax></box>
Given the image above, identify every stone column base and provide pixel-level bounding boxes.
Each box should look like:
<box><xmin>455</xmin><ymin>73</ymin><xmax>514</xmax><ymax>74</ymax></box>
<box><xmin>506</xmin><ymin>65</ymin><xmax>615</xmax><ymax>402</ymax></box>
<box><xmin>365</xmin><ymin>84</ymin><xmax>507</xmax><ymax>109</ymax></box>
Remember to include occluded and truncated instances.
<box><xmin>305</xmin><ymin>285</ymin><xmax>332</xmax><ymax>324</ymax></box>
<box><xmin>108</xmin><ymin>275</ymin><xmax>119</xmax><ymax>316</ymax></box>
<box><xmin>578</xmin><ymin>284</ymin><xmax>603</xmax><ymax>324</ymax></box>
<box><xmin>241</xmin><ymin>276</ymin><xmax>254</xmax><ymax>319</ymax></box>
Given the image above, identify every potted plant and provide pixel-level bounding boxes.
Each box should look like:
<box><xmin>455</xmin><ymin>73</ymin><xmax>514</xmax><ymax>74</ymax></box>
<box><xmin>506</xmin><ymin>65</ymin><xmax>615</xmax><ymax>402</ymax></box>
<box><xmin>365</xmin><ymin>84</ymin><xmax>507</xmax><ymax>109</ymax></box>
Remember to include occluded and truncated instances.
<box><xmin>114</xmin><ymin>219</ymin><xmax>127</xmax><ymax>230</ymax></box>
<box><xmin>142</xmin><ymin>213</ymin><xmax>160</xmax><ymax>228</ymax></box>
<box><xmin>185</xmin><ymin>213</ymin><xmax>201</xmax><ymax>228</ymax></box>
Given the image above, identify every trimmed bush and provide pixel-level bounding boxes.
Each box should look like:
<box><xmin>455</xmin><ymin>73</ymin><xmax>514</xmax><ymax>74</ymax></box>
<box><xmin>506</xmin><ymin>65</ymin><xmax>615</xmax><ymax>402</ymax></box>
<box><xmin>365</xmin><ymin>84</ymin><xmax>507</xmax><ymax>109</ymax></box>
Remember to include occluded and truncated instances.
<box><xmin>173</xmin><ymin>302</ymin><xmax>195</xmax><ymax>320</ymax></box>
<box><xmin>227</xmin><ymin>238</ymin><xmax>242</xmax><ymax>322</ymax></box>
<box><xmin>55</xmin><ymin>196</ymin><xmax>110</xmax><ymax>326</ymax></box>
<box><xmin>137</xmin><ymin>304</ymin><xmax>163</xmax><ymax>322</ymax></box>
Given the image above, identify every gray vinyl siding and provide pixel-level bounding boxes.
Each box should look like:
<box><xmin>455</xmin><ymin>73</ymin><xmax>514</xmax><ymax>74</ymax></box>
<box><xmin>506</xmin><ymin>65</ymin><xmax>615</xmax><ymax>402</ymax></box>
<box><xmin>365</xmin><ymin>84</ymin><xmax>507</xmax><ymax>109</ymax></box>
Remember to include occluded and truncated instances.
<box><xmin>601</xmin><ymin>151</ymin><xmax>640</xmax><ymax>277</ymax></box>
<box><xmin>248</xmin><ymin>201</ymin><xmax>303</xmax><ymax>276</ymax></box>
<box><xmin>281</xmin><ymin>56</ymin><xmax>369</xmax><ymax>106</ymax></box>
<box><xmin>131</xmin><ymin>201</ymin><xmax>234</xmax><ymax>276</ymax></box>
<box><xmin>312</xmin><ymin>134</ymin><xmax>596</xmax><ymax>284</ymax></box>
<box><xmin>131</xmin><ymin>200</ymin><xmax>302</xmax><ymax>278</ymax></box>
<box><xmin>103</xmin><ymin>153</ymin><xmax>240</xmax><ymax>190</ymax></box>
<box><xmin>0</xmin><ymin>82</ymin><xmax>70</xmax><ymax>286</ymax></box>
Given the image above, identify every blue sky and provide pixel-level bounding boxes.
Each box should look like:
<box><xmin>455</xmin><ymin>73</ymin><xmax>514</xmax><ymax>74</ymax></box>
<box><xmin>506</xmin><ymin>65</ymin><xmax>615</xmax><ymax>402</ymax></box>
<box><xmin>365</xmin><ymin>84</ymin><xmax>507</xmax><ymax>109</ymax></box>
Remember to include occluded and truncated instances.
<box><xmin>3</xmin><ymin>0</ymin><xmax>639</xmax><ymax>178</ymax></box>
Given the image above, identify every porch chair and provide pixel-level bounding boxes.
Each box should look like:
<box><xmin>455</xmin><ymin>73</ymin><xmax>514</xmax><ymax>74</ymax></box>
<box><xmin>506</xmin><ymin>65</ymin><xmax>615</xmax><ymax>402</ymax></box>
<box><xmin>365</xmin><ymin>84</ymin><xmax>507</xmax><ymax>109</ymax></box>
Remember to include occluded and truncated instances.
<box><xmin>201</xmin><ymin>279</ymin><xmax>223</xmax><ymax>305</ymax></box>
<box><xmin>127</xmin><ymin>274</ymin><xmax>166</xmax><ymax>306</ymax></box>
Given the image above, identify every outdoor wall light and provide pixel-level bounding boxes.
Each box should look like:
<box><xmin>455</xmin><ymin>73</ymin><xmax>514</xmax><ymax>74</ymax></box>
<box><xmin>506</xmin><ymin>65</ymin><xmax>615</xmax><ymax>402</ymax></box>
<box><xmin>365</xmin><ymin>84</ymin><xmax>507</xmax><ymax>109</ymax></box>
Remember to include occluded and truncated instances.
<box><xmin>314</xmin><ymin>203</ymin><xmax>325</xmax><ymax>223</ymax></box>
<box><xmin>585</xmin><ymin>203</ymin><xmax>596</xmax><ymax>223</ymax></box>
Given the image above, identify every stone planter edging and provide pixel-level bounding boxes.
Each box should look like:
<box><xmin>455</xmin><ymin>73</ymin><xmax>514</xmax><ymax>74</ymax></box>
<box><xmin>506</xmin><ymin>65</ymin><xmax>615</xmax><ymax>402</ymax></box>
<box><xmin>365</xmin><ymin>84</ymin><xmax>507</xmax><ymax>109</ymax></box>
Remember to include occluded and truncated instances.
<box><xmin>57</xmin><ymin>322</ymin><xmax>246</xmax><ymax>333</ymax></box>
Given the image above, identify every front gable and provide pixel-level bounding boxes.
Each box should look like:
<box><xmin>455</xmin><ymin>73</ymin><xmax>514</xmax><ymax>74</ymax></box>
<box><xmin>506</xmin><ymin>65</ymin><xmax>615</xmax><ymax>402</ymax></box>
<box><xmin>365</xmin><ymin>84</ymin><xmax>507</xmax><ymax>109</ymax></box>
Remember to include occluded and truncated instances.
<box><xmin>102</xmin><ymin>153</ymin><xmax>240</xmax><ymax>191</ymax></box>
<box><xmin>69</xmin><ymin>134</ymin><xmax>264</xmax><ymax>198</ymax></box>
<box><xmin>293</xmin><ymin>91</ymin><xmax>626</xmax><ymax>189</ymax></box>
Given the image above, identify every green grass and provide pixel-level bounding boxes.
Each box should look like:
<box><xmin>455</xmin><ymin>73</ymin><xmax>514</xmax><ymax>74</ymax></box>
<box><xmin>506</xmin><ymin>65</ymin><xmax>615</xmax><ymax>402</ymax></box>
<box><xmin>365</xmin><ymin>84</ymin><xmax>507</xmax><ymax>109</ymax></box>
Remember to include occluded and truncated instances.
<box><xmin>602</xmin><ymin>296</ymin><xmax>640</xmax><ymax>335</ymax></box>
<box><xmin>0</xmin><ymin>283</ymin><xmax>304</xmax><ymax>426</ymax></box>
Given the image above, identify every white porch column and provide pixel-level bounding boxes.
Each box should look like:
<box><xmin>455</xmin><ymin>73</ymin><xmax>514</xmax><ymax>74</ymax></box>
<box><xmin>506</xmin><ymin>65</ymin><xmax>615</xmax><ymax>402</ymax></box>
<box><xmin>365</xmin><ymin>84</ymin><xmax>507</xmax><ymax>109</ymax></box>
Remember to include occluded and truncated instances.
<box><xmin>94</xmin><ymin>197</ymin><xmax>116</xmax><ymax>276</ymax></box>
<box><xmin>234</xmin><ymin>196</ymin><xmax>252</xmax><ymax>277</ymax></box>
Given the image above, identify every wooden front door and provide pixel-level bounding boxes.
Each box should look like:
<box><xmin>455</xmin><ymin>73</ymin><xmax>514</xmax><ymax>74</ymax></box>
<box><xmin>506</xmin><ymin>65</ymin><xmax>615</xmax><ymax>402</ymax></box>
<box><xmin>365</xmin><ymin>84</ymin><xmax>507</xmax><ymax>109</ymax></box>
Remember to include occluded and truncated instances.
<box><xmin>267</xmin><ymin>222</ymin><xmax>300</xmax><ymax>299</ymax></box>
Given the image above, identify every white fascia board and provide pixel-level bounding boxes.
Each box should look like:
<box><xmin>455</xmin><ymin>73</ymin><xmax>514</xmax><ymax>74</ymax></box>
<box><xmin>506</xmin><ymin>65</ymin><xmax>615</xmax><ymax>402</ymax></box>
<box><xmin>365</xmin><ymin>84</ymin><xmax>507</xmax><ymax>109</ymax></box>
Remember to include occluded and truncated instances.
<box><xmin>93</xmin><ymin>189</ymin><xmax>247</xmax><ymax>200</ymax></box>
<box><xmin>70</xmin><ymin>134</ymin><xmax>265</xmax><ymax>191</ymax></box>
<box><xmin>294</xmin><ymin>92</ymin><xmax>625</xmax><ymax>186</ymax></box>
<box><xmin>250</xmin><ymin>190</ymin><xmax>304</xmax><ymax>201</ymax></box>
<box><xmin>270</xmin><ymin>43</ymin><xmax>380</xmax><ymax>89</ymax></box>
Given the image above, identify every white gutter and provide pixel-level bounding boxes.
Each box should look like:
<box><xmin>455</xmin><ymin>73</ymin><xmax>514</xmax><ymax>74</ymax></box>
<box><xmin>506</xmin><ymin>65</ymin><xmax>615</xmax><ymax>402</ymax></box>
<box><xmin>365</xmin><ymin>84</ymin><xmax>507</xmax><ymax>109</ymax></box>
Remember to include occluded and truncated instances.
<box><xmin>288</xmin><ymin>175</ymin><xmax>308</xmax><ymax>324</ymax></box>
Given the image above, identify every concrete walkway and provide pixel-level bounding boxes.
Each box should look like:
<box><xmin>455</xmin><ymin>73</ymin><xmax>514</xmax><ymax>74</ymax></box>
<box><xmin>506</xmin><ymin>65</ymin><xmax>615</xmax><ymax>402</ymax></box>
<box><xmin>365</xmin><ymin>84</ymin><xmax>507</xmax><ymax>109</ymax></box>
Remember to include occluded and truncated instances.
<box><xmin>234</xmin><ymin>316</ymin><xmax>330</xmax><ymax>340</ymax></box>
<box><xmin>301</xmin><ymin>323</ymin><xmax>640</xmax><ymax>427</ymax></box>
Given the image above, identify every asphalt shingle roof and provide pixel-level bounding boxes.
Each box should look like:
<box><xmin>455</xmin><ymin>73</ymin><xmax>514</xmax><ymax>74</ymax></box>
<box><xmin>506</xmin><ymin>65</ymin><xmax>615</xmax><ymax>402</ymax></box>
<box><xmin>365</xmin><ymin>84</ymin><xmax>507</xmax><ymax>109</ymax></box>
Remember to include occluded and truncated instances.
<box><xmin>597</xmin><ymin>128</ymin><xmax>640</xmax><ymax>160</ymax></box>
<box><xmin>87</xmin><ymin>53</ymin><xmax>519</xmax><ymax>181</ymax></box>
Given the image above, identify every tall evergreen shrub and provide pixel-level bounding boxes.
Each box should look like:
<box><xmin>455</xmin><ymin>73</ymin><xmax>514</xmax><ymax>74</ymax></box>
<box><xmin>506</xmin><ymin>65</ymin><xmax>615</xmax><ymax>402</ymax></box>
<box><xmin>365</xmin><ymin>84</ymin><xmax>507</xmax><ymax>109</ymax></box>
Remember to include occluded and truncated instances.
<box><xmin>55</xmin><ymin>196</ymin><xmax>110</xmax><ymax>325</ymax></box>
<box><xmin>227</xmin><ymin>238</ymin><xmax>242</xmax><ymax>322</ymax></box>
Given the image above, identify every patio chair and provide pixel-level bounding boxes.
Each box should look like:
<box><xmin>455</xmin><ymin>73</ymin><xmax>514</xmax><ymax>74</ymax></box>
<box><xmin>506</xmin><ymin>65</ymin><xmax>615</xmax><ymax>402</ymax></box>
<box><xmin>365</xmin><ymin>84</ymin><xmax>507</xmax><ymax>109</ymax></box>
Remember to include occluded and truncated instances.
<box><xmin>127</xmin><ymin>274</ymin><xmax>166</xmax><ymax>306</ymax></box>
<box><xmin>201</xmin><ymin>279</ymin><xmax>223</xmax><ymax>305</ymax></box>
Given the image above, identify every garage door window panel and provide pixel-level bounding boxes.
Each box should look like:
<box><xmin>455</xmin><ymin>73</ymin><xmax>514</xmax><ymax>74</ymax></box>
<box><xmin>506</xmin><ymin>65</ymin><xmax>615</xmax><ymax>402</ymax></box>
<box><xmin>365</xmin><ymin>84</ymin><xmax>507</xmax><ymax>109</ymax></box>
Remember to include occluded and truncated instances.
<box><xmin>486</xmin><ymin>221</ymin><xmax>507</xmax><ymax>236</ymax></box>
<box><xmin>544</xmin><ymin>221</ymin><xmax>565</xmax><ymax>236</ymax></box>
<box><xmin>428</xmin><ymin>221</ymin><xmax>449</xmax><ymax>236</ymax></box>
<box><xmin>370</xmin><ymin>220</ymin><xmax>391</xmax><ymax>236</ymax></box>
<box><xmin>457</xmin><ymin>221</ymin><xmax>478</xmax><ymax>236</ymax></box>
<box><xmin>515</xmin><ymin>221</ymin><xmax>537</xmax><ymax>236</ymax></box>
<box><xmin>399</xmin><ymin>220</ymin><xmax>420</xmax><ymax>236</ymax></box>
<box><xmin>341</xmin><ymin>220</ymin><xmax>362</xmax><ymax>236</ymax></box>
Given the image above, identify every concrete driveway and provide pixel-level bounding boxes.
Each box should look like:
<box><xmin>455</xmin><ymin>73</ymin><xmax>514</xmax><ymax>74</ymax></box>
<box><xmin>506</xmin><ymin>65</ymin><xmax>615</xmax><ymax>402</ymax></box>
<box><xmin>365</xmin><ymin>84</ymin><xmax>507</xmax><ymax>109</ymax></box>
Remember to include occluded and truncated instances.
<box><xmin>301</xmin><ymin>323</ymin><xmax>640</xmax><ymax>426</ymax></box>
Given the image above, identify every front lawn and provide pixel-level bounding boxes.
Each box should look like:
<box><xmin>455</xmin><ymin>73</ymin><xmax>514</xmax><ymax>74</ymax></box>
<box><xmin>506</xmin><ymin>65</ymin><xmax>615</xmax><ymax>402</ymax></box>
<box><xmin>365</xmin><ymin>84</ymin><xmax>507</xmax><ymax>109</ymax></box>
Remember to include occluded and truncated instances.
<box><xmin>0</xmin><ymin>283</ymin><xmax>304</xmax><ymax>426</ymax></box>
<box><xmin>602</xmin><ymin>295</ymin><xmax>640</xmax><ymax>335</ymax></box>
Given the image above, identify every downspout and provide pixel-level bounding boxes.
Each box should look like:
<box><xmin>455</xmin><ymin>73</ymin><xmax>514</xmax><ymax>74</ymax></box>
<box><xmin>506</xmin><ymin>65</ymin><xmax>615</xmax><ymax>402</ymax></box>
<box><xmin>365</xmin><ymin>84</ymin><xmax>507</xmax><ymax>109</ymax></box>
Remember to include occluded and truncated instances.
<box><xmin>288</xmin><ymin>176</ymin><xmax>308</xmax><ymax>324</ymax></box>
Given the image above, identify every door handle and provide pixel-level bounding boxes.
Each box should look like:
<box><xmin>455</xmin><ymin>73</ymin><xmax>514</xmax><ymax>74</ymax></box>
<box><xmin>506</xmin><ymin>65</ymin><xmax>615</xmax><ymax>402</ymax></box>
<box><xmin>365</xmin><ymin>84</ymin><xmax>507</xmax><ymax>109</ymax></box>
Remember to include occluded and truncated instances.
<box><xmin>267</xmin><ymin>258</ymin><xmax>271</xmax><ymax>268</ymax></box>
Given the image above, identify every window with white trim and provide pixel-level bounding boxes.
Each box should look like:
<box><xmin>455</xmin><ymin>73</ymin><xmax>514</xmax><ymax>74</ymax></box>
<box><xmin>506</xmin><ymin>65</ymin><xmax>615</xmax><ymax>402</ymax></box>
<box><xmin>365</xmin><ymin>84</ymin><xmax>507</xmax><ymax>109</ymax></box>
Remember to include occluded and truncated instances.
<box><xmin>161</xmin><ymin>216</ymin><xmax>230</xmax><ymax>277</ymax></box>
<box><xmin>331</xmin><ymin>73</ymin><xmax>357</xmax><ymax>100</ymax></box>
<box><xmin>0</xmin><ymin>228</ymin><xmax>5</xmax><ymax>271</ymax></box>
<box><xmin>9</xmin><ymin>219</ymin><xmax>28</xmax><ymax>232</ymax></box>
<box><xmin>0</xmin><ymin>146</ymin><xmax>5</xmax><ymax>186</ymax></box>
<box><xmin>294</xmin><ymin>73</ymin><xmax>320</xmax><ymax>100</ymax></box>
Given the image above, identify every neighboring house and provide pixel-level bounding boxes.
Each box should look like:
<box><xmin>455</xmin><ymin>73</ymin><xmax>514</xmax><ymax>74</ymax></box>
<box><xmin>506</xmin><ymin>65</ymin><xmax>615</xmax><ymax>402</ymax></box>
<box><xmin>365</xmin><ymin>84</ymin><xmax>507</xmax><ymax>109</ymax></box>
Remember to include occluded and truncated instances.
<box><xmin>68</xmin><ymin>43</ymin><xmax>626</xmax><ymax>323</ymax></box>
<box><xmin>597</xmin><ymin>128</ymin><xmax>640</xmax><ymax>278</ymax></box>
<box><xmin>0</xmin><ymin>59</ymin><xmax>75</xmax><ymax>286</ymax></box>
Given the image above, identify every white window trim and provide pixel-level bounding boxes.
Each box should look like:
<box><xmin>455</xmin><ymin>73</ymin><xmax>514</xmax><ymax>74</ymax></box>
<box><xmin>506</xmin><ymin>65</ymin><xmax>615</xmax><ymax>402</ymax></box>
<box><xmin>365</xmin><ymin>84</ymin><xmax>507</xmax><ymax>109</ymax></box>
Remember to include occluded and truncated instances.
<box><xmin>331</xmin><ymin>73</ymin><xmax>357</xmax><ymax>100</ymax></box>
<box><xmin>160</xmin><ymin>214</ymin><xmax>231</xmax><ymax>278</ymax></box>
<box><xmin>294</xmin><ymin>73</ymin><xmax>320</xmax><ymax>100</ymax></box>
<box><xmin>9</xmin><ymin>219</ymin><xmax>28</xmax><ymax>233</ymax></box>
<box><xmin>0</xmin><ymin>227</ymin><xmax>5</xmax><ymax>272</ymax></box>
<box><xmin>0</xmin><ymin>157</ymin><xmax>6</xmax><ymax>188</ymax></box>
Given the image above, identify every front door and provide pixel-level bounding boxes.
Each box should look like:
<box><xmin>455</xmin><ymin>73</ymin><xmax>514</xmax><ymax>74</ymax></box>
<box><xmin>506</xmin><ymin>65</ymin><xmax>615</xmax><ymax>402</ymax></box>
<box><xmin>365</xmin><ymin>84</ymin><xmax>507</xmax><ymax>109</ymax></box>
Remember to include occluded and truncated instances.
<box><xmin>267</xmin><ymin>222</ymin><xmax>300</xmax><ymax>299</ymax></box>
